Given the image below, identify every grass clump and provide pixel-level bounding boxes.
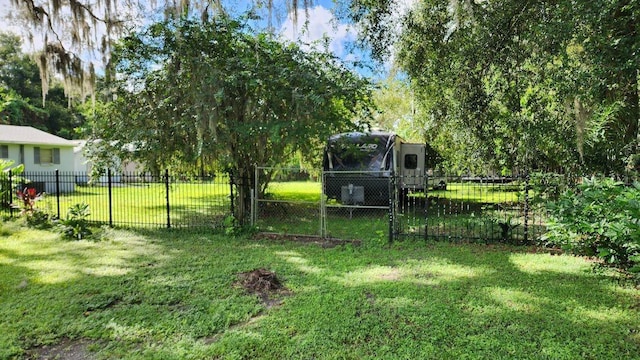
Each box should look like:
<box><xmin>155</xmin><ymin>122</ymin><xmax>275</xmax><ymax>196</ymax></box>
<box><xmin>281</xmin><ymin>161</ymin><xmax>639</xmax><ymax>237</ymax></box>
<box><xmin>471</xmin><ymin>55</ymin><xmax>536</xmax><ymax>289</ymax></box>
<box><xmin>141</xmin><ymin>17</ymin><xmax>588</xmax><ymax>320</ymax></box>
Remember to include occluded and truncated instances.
<box><xmin>0</xmin><ymin>225</ymin><xmax>639</xmax><ymax>359</ymax></box>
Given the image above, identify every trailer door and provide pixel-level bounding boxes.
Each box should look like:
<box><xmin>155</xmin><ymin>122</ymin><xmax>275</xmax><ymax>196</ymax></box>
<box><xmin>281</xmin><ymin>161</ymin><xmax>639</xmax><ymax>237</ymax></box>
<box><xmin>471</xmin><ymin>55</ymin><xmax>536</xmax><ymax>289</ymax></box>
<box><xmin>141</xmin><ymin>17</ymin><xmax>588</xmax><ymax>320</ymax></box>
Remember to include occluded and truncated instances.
<box><xmin>400</xmin><ymin>144</ymin><xmax>425</xmax><ymax>190</ymax></box>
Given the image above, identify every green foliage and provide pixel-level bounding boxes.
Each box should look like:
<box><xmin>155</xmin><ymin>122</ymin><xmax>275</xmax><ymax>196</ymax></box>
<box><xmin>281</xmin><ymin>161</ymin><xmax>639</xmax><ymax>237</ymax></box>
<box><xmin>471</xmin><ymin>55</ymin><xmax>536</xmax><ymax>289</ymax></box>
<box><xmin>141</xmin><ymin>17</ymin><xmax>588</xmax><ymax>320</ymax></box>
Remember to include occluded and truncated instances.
<box><xmin>222</xmin><ymin>214</ymin><xmax>257</xmax><ymax>237</ymax></box>
<box><xmin>544</xmin><ymin>178</ymin><xmax>640</xmax><ymax>273</ymax></box>
<box><xmin>371</xmin><ymin>78</ymin><xmax>422</xmax><ymax>141</ymax></box>
<box><xmin>0</xmin><ymin>87</ymin><xmax>48</xmax><ymax>126</ymax></box>
<box><xmin>24</xmin><ymin>210</ymin><xmax>52</xmax><ymax>229</ymax></box>
<box><xmin>0</xmin><ymin>32</ymin><xmax>88</xmax><ymax>138</ymax></box>
<box><xmin>527</xmin><ymin>172</ymin><xmax>573</xmax><ymax>206</ymax></box>
<box><xmin>13</xmin><ymin>186</ymin><xmax>52</xmax><ymax>228</ymax></box>
<box><xmin>99</xmin><ymin>16</ymin><xmax>373</xmax><ymax>224</ymax></box>
<box><xmin>222</xmin><ymin>215</ymin><xmax>239</xmax><ymax>236</ymax></box>
<box><xmin>57</xmin><ymin>202</ymin><xmax>92</xmax><ymax>240</ymax></box>
<box><xmin>351</xmin><ymin>0</ymin><xmax>640</xmax><ymax>174</ymax></box>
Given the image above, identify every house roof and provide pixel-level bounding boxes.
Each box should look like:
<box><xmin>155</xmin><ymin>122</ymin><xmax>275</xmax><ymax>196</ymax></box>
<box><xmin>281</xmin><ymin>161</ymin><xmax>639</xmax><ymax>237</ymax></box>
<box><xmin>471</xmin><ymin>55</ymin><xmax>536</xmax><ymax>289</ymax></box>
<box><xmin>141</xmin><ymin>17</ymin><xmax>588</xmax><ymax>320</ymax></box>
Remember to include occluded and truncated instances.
<box><xmin>0</xmin><ymin>124</ymin><xmax>75</xmax><ymax>147</ymax></box>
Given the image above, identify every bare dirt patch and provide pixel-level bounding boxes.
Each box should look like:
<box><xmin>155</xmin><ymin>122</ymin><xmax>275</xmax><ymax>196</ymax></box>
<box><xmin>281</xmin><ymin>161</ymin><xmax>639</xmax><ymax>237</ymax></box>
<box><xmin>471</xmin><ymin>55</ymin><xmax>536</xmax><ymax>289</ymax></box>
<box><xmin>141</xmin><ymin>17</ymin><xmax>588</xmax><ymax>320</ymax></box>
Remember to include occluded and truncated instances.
<box><xmin>203</xmin><ymin>268</ymin><xmax>290</xmax><ymax>345</ymax></box>
<box><xmin>236</xmin><ymin>268</ymin><xmax>290</xmax><ymax>307</ymax></box>
<box><xmin>26</xmin><ymin>339</ymin><xmax>97</xmax><ymax>360</ymax></box>
<box><xmin>253</xmin><ymin>233</ymin><xmax>361</xmax><ymax>248</ymax></box>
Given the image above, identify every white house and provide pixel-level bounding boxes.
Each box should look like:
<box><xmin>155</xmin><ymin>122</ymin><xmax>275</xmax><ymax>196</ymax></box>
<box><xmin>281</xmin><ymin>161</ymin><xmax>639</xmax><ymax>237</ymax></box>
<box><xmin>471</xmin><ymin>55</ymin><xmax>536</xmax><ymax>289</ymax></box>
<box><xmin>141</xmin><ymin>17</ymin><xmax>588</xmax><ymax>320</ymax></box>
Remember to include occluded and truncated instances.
<box><xmin>0</xmin><ymin>124</ymin><xmax>76</xmax><ymax>193</ymax></box>
<box><xmin>72</xmin><ymin>139</ymin><xmax>147</xmax><ymax>184</ymax></box>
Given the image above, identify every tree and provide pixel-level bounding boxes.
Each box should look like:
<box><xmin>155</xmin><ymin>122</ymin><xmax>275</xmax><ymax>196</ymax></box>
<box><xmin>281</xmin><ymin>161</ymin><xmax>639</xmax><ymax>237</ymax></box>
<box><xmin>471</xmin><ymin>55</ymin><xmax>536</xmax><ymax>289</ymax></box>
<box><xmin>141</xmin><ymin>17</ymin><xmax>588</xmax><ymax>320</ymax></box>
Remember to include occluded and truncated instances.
<box><xmin>0</xmin><ymin>32</ymin><xmax>89</xmax><ymax>138</ymax></box>
<box><xmin>95</xmin><ymin>16</ymin><xmax>373</xmax><ymax>224</ymax></box>
<box><xmin>350</xmin><ymin>0</ymin><xmax>640</xmax><ymax>174</ymax></box>
<box><xmin>3</xmin><ymin>0</ymin><xmax>314</xmax><ymax>103</ymax></box>
<box><xmin>371</xmin><ymin>77</ymin><xmax>421</xmax><ymax>141</ymax></box>
<box><xmin>0</xmin><ymin>32</ymin><xmax>41</xmax><ymax>100</ymax></box>
<box><xmin>0</xmin><ymin>87</ymin><xmax>48</xmax><ymax>127</ymax></box>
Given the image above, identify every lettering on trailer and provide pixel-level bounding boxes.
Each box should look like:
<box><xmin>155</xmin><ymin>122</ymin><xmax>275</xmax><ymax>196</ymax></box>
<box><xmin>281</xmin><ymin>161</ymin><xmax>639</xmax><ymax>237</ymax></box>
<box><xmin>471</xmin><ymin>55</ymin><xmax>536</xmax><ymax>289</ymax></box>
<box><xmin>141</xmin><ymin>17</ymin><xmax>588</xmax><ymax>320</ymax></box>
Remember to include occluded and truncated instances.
<box><xmin>357</xmin><ymin>143</ymin><xmax>378</xmax><ymax>152</ymax></box>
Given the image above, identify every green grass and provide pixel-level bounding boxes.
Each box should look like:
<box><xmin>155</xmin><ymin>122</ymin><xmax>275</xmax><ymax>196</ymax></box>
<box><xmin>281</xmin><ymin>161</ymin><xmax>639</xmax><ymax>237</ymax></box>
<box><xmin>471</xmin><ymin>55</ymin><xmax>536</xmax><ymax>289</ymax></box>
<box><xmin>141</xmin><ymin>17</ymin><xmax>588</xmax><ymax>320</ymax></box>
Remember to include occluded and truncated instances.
<box><xmin>256</xmin><ymin>181</ymin><xmax>529</xmax><ymax>240</ymax></box>
<box><xmin>1</xmin><ymin>222</ymin><xmax>639</xmax><ymax>359</ymax></box>
<box><xmin>416</xmin><ymin>182</ymin><xmax>524</xmax><ymax>203</ymax></box>
<box><xmin>34</xmin><ymin>182</ymin><xmax>232</xmax><ymax>227</ymax></box>
<box><xmin>8</xmin><ymin>180</ymin><xmax>527</xmax><ymax>239</ymax></box>
<box><xmin>263</xmin><ymin>181</ymin><xmax>524</xmax><ymax>204</ymax></box>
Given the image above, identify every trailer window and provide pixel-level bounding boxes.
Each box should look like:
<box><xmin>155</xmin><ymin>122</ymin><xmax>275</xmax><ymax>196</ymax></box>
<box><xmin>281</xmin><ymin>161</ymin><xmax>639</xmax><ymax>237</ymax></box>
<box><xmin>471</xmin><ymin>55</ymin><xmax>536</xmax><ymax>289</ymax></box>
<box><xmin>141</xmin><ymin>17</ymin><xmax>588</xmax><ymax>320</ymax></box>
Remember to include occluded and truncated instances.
<box><xmin>404</xmin><ymin>154</ymin><xmax>418</xmax><ymax>170</ymax></box>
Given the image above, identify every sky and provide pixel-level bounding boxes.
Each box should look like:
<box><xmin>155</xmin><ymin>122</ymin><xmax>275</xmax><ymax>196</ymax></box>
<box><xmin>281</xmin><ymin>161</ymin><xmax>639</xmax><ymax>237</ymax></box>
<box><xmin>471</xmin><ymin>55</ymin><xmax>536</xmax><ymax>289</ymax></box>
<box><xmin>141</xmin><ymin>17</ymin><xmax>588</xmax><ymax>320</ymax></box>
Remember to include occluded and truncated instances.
<box><xmin>0</xmin><ymin>0</ymin><xmax>414</xmax><ymax>78</ymax></box>
<box><xmin>279</xmin><ymin>3</ymin><xmax>357</xmax><ymax>58</ymax></box>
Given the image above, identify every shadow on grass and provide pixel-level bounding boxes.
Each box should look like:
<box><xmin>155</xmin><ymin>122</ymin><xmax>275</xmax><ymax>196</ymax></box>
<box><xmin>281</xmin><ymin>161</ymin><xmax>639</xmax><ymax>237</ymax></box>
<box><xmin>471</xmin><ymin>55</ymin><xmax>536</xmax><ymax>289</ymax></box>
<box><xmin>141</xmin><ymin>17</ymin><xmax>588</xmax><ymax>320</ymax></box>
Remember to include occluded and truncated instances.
<box><xmin>1</xmin><ymin>226</ymin><xmax>638</xmax><ymax>359</ymax></box>
<box><xmin>264</xmin><ymin>241</ymin><xmax>640</xmax><ymax>359</ymax></box>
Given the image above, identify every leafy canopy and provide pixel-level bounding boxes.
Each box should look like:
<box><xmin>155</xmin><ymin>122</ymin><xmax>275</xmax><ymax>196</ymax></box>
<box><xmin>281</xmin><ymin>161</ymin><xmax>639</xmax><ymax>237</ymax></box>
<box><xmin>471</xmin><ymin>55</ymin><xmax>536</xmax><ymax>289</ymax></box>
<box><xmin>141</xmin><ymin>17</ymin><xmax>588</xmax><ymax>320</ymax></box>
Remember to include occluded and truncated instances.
<box><xmin>350</xmin><ymin>0</ymin><xmax>640</xmax><ymax>174</ymax></box>
<box><xmin>96</xmin><ymin>16</ymin><xmax>373</xmax><ymax>222</ymax></box>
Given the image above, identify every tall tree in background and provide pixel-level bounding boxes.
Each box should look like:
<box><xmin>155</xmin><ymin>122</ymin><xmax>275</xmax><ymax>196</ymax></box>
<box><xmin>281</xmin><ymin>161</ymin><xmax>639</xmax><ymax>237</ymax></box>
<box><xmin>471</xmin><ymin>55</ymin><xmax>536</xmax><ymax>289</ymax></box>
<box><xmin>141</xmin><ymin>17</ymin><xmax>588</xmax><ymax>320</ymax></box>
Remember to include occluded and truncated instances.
<box><xmin>0</xmin><ymin>32</ymin><xmax>88</xmax><ymax>138</ymax></box>
<box><xmin>97</xmin><ymin>16</ymin><xmax>373</xmax><ymax>223</ymax></box>
<box><xmin>3</xmin><ymin>0</ymin><xmax>313</xmax><ymax>102</ymax></box>
<box><xmin>372</xmin><ymin>77</ymin><xmax>421</xmax><ymax>141</ymax></box>
<box><xmin>350</xmin><ymin>0</ymin><xmax>639</xmax><ymax>174</ymax></box>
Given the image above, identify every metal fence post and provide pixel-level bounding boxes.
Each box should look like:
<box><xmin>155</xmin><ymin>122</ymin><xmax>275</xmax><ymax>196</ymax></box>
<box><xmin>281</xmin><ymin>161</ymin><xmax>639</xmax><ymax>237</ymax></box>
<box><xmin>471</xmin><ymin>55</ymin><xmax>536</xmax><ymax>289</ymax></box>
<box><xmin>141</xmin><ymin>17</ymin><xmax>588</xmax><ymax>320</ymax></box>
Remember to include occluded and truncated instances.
<box><xmin>320</xmin><ymin>170</ymin><xmax>326</xmax><ymax>238</ymax></box>
<box><xmin>229</xmin><ymin>173</ymin><xmax>235</xmax><ymax>220</ymax></box>
<box><xmin>165</xmin><ymin>169</ymin><xmax>171</xmax><ymax>228</ymax></box>
<box><xmin>55</xmin><ymin>169</ymin><xmax>61</xmax><ymax>219</ymax></box>
<box><xmin>8</xmin><ymin>169</ymin><xmax>13</xmax><ymax>218</ymax></box>
<box><xmin>253</xmin><ymin>167</ymin><xmax>258</xmax><ymax>226</ymax></box>
<box><xmin>424</xmin><ymin>172</ymin><xmax>429</xmax><ymax>242</ymax></box>
<box><xmin>524</xmin><ymin>173</ymin><xmax>529</xmax><ymax>244</ymax></box>
<box><xmin>388</xmin><ymin>170</ymin><xmax>395</xmax><ymax>243</ymax></box>
<box><xmin>108</xmin><ymin>168</ymin><xmax>113</xmax><ymax>227</ymax></box>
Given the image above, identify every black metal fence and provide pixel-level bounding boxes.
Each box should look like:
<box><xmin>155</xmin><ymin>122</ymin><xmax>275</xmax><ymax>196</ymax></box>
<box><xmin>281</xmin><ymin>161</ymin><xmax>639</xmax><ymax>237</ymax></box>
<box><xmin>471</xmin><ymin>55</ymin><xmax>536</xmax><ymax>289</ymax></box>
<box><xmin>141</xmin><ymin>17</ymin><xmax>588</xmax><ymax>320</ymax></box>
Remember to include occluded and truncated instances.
<box><xmin>253</xmin><ymin>168</ymin><xmax>554</xmax><ymax>244</ymax></box>
<box><xmin>1</xmin><ymin>169</ymin><xmax>234</xmax><ymax>228</ymax></box>
<box><xmin>2</xmin><ymin>167</ymin><xmax>618</xmax><ymax>245</ymax></box>
<box><xmin>394</xmin><ymin>174</ymin><xmax>545</xmax><ymax>244</ymax></box>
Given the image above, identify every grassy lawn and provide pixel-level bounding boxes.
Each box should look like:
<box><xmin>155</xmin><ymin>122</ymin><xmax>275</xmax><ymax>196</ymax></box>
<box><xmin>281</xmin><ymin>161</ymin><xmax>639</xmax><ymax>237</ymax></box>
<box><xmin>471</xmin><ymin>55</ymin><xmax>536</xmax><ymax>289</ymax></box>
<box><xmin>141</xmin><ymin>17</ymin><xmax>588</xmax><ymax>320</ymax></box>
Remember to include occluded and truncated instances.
<box><xmin>35</xmin><ymin>181</ymin><xmax>232</xmax><ymax>227</ymax></box>
<box><xmin>1</xmin><ymin>221</ymin><xmax>639</xmax><ymax>359</ymax></box>
<box><xmin>257</xmin><ymin>180</ymin><xmax>536</xmax><ymax>241</ymax></box>
<box><xmin>6</xmin><ymin>179</ymin><xmax>532</xmax><ymax>240</ymax></box>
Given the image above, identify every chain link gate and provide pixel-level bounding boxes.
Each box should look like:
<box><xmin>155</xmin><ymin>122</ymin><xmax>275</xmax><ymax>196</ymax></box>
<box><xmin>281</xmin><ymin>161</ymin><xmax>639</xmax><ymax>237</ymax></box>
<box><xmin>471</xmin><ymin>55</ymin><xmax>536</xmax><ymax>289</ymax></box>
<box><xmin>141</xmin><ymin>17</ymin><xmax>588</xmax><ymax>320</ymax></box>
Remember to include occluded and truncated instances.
<box><xmin>322</xmin><ymin>170</ymin><xmax>392</xmax><ymax>241</ymax></box>
<box><xmin>252</xmin><ymin>167</ymin><xmax>323</xmax><ymax>237</ymax></box>
<box><xmin>252</xmin><ymin>167</ymin><xmax>542</xmax><ymax>244</ymax></box>
<box><xmin>252</xmin><ymin>167</ymin><xmax>393</xmax><ymax>241</ymax></box>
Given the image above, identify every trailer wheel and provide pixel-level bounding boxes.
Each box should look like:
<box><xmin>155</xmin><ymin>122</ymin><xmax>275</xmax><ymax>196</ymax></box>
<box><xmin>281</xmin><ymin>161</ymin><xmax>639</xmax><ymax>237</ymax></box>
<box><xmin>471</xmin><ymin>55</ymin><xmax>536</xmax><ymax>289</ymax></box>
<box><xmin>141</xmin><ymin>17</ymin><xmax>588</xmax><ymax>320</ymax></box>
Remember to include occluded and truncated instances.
<box><xmin>435</xmin><ymin>181</ymin><xmax>447</xmax><ymax>191</ymax></box>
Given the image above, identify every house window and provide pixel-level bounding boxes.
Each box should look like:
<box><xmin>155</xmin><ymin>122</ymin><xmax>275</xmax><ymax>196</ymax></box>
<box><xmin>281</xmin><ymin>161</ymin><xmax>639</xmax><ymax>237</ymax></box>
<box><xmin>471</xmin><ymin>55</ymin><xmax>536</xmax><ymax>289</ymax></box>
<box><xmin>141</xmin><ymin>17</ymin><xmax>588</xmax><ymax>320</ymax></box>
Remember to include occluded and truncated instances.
<box><xmin>34</xmin><ymin>147</ymin><xmax>60</xmax><ymax>165</ymax></box>
<box><xmin>0</xmin><ymin>145</ymin><xmax>7</xmax><ymax>159</ymax></box>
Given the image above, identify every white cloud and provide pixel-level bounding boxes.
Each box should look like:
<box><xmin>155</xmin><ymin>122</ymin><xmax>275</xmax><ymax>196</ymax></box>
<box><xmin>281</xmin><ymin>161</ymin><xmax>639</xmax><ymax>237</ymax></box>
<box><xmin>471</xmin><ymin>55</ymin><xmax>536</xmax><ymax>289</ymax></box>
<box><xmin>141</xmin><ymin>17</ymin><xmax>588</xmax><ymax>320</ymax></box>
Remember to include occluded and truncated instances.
<box><xmin>279</xmin><ymin>6</ymin><xmax>356</xmax><ymax>58</ymax></box>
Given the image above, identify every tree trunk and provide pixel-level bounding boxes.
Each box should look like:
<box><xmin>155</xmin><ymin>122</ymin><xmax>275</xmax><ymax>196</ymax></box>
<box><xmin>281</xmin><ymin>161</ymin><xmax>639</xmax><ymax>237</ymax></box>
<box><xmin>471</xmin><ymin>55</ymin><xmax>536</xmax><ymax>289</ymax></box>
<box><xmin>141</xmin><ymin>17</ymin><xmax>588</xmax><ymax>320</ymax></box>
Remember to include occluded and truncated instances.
<box><xmin>232</xmin><ymin>164</ymin><xmax>254</xmax><ymax>227</ymax></box>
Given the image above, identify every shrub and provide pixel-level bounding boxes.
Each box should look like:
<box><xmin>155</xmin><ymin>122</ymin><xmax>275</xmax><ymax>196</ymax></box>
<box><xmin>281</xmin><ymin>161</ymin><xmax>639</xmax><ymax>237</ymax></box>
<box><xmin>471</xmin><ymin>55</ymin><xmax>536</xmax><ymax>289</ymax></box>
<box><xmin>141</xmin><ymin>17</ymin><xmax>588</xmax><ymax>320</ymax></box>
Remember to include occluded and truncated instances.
<box><xmin>13</xmin><ymin>186</ymin><xmax>51</xmax><ymax>228</ymax></box>
<box><xmin>25</xmin><ymin>210</ymin><xmax>52</xmax><ymax>229</ymax></box>
<box><xmin>57</xmin><ymin>203</ymin><xmax>92</xmax><ymax>240</ymax></box>
<box><xmin>543</xmin><ymin>177</ymin><xmax>640</xmax><ymax>273</ymax></box>
<box><xmin>15</xmin><ymin>187</ymin><xmax>43</xmax><ymax>215</ymax></box>
<box><xmin>527</xmin><ymin>172</ymin><xmax>574</xmax><ymax>206</ymax></box>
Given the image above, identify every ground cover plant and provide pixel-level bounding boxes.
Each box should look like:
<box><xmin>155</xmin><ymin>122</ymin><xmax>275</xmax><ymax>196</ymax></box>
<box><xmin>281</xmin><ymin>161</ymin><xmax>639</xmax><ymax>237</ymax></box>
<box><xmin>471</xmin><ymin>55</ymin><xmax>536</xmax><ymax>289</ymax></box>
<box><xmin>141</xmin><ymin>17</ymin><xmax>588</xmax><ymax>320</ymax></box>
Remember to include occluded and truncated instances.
<box><xmin>1</xmin><ymin>222</ymin><xmax>639</xmax><ymax>359</ymax></box>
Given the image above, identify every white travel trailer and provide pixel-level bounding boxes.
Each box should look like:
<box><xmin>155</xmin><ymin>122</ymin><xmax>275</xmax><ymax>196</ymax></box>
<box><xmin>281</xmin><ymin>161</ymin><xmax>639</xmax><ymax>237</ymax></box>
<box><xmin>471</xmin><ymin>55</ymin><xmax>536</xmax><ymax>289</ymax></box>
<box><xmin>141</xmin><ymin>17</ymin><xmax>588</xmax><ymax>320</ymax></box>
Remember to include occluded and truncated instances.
<box><xmin>322</xmin><ymin>131</ymin><xmax>445</xmax><ymax>204</ymax></box>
